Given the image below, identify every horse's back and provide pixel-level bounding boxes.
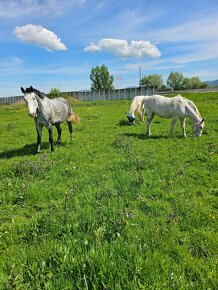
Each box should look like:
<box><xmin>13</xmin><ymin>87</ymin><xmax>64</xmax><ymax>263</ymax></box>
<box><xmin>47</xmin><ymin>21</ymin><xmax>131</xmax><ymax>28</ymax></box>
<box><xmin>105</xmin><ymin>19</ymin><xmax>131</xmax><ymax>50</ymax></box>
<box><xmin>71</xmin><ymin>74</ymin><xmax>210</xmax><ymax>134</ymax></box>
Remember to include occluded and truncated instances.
<box><xmin>49</xmin><ymin>97</ymin><xmax>71</xmax><ymax>123</ymax></box>
<box><xmin>145</xmin><ymin>94</ymin><xmax>187</xmax><ymax>118</ymax></box>
<box><xmin>51</xmin><ymin>97</ymin><xmax>69</xmax><ymax>105</ymax></box>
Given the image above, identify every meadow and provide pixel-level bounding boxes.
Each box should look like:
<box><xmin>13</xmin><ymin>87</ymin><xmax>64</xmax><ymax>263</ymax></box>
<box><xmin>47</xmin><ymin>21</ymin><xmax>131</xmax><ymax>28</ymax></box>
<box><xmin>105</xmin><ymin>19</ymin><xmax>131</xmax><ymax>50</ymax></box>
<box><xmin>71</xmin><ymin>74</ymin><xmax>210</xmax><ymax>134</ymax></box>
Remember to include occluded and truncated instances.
<box><xmin>0</xmin><ymin>92</ymin><xmax>217</xmax><ymax>289</ymax></box>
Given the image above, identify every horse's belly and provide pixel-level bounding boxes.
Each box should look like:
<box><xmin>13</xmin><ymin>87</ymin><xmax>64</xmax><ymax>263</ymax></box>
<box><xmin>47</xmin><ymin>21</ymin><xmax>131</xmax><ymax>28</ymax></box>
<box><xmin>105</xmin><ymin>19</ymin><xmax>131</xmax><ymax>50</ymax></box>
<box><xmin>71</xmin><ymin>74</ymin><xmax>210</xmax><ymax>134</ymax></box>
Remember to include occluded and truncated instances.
<box><xmin>51</xmin><ymin>114</ymin><xmax>67</xmax><ymax>124</ymax></box>
<box><xmin>51</xmin><ymin>105</ymin><xmax>69</xmax><ymax>124</ymax></box>
<box><xmin>155</xmin><ymin>109</ymin><xmax>172</xmax><ymax>118</ymax></box>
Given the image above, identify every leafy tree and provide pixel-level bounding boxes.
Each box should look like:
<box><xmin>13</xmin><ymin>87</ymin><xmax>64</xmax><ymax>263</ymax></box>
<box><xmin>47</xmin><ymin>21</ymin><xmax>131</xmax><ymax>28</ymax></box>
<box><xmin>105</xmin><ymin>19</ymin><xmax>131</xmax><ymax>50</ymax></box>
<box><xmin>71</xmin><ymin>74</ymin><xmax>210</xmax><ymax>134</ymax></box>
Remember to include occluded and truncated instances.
<box><xmin>167</xmin><ymin>71</ymin><xmax>184</xmax><ymax>90</ymax></box>
<box><xmin>191</xmin><ymin>77</ymin><xmax>203</xmax><ymax>89</ymax></box>
<box><xmin>200</xmin><ymin>82</ymin><xmax>208</xmax><ymax>89</ymax></box>
<box><xmin>183</xmin><ymin>77</ymin><xmax>193</xmax><ymax>89</ymax></box>
<box><xmin>183</xmin><ymin>76</ymin><xmax>208</xmax><ymax>90</ymax></box>
<box><xmin>48</xmin><ymin>88</ymin><xmax>61</xmax><ymax>99</ymax></box>
<box><xmin>90</xmin><ymin>65</ymin><xmax>114</xmax><ymax>92</ymax></box>
<box><xmin>160</xmin><ymin>84</ymin><xmax>170</xmax><ymax>91</ymax></box>
<box><xmin>140</xmin><ymin>74</ymin><xmax>163</xmax><ymax>90</ymax></box>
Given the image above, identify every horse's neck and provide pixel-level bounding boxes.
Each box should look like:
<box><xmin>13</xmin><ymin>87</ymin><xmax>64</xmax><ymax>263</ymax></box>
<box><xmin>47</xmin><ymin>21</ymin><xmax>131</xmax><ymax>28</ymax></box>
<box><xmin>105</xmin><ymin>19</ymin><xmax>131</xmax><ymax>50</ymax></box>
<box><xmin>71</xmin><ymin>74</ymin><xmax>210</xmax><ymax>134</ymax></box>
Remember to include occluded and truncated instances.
<box><xmin>129</xmin><ymin>96</ymin><xmax>145</xmax><ymax>116</ymax></box>
<box><xmin>129</xmin><ymin>101</ymin><xmax>137</xmax><ymax>116</ymax></box>
<box><xmin>36</xmin><ymin>96</ymin><xmax>52</xmax><ymax>115</ymax></box>
<box><xmin>186</xmin><ymin>105</ymin><xmax>201</xmax><ymax>124</ymax></box>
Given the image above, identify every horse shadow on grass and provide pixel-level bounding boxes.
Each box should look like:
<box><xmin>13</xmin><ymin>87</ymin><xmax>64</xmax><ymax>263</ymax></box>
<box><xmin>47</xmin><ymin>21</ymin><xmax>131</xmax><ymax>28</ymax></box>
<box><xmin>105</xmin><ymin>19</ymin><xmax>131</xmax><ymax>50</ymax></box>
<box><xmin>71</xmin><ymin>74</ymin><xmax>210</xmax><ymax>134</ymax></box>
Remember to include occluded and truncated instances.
<box><xmin>122</xmin><ymin>132</ymin><xmax>181</xmax><ymax>140</ymax></box>
<box><xmin>0</xmin><ymin>141</ymin><xmax>67</xmax><ymax>159</ymax></box>
<box><xmin>118</xmin><ymin>119</ymin><xmax>132</xmax><ymax>126</ymax></box>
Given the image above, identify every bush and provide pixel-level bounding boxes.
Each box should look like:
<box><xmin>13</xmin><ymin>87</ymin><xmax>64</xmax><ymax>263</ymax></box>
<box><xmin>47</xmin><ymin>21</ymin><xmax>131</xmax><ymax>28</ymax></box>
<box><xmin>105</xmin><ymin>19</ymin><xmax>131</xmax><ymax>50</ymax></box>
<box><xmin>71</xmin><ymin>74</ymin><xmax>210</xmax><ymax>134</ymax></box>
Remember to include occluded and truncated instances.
<box><xmin>47</xmin><ymin>88</ymin><xmax>61</xmax><ymax>99</ymax></box>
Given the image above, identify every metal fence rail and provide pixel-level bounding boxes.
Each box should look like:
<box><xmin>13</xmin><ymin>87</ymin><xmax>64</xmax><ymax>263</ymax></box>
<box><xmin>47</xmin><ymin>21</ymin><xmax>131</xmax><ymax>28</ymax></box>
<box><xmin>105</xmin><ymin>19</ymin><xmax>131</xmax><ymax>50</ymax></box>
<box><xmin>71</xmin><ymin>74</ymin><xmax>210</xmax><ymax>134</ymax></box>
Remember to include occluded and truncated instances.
<box><xmin>0</xmin><ymin>87</ymin><xmax>155</xmax><ymax>105</ymax></box>
<box><xmin>69</xmin><ymin>87</ymin><xmax>155</xmax><ymax>102</ymax></box>
<box><xmin>0</xmin><ymin>95</ymin><xmax>24</xmax><ymax>105</ymax></box>
<box><xmin>1</xmin><ymin>87</ymin><xmax>217</xmax><ymax>105</ymax></box>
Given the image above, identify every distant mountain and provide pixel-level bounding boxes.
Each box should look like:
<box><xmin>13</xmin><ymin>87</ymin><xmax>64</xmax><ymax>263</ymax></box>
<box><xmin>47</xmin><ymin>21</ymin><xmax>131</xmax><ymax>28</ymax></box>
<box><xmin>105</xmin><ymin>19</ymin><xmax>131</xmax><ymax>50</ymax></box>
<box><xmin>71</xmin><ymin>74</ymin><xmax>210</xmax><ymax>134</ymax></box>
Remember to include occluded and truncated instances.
<box><xmin>205</xmin><ymin>79</ymin><xmax>218</xmax><ymax>87</ymax></box>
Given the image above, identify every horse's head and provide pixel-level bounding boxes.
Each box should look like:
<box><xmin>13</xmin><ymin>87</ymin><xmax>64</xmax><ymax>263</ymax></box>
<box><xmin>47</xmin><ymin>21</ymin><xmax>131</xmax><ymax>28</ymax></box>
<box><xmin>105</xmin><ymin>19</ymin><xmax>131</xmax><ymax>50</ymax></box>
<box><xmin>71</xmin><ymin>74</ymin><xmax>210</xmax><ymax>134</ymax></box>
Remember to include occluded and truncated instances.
<box><xmin>192</xmin><ymin>118</ymin><xmax>204</xmax><ymax>137</ymax></box>
<box><xmin>126</xmin><ymin>113</ymin><xmax>136</xmax><ymax>125</ymax></box>
<box><xmin>21</xmin><ymin>86</ymin><xmax>39</xmax><ymax>118</ymax></box>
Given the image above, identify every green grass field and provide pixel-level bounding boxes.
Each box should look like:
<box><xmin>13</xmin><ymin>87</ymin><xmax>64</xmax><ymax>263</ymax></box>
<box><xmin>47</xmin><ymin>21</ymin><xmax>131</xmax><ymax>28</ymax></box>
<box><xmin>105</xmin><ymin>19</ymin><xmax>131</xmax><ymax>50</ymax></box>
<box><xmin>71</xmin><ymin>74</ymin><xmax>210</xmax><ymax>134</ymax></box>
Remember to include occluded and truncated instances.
<box><xmin>0</xmin><ymin>93</ymin><xmax>217</xmax><ymax>289</ymax></box>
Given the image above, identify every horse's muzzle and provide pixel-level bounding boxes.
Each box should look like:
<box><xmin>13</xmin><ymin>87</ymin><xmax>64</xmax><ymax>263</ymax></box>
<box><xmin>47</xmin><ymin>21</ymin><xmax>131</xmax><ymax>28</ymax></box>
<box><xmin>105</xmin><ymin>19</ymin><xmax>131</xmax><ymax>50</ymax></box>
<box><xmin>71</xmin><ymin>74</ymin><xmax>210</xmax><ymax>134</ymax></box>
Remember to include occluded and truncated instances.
<box><xmin>126</xmin><ymin>113</ymin><xmax>135</xmax><ymax>124</ymax></box>
<box><xmin>29</xmin><ymin>112</ymin><xmax>37</xmax><ymax>118</ymax></box>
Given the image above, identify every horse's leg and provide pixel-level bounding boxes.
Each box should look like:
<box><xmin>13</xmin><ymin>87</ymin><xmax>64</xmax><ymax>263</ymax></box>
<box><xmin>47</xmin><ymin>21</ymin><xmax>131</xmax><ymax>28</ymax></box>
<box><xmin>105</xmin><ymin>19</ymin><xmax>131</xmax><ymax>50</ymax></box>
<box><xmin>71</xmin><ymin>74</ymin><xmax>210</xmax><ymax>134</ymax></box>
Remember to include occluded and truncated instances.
<box><xmin>169</xmin><ymin>118</ymin><xmax>178</xmax><ymax>137</ymax></box>
<box><xmin>55</xmin><ymin>123</ymin><xmax>62</xmax><ymax>145</ymax></box>
<box><xmin>142</xmin><ymin>108</ymin><xmax>145</xmax><ymax>121</ymax></box>
<box><xmin>146</xmin><ymin>113</ymin><xmax>154</xmax><ymax>138</ymax></box>
<box><xmin>35</xmin><ymin>123</ymin><xmax>43</xmax><ymax>154</ymax></box>
<box><xmin>48</xmin><ymin>125</ymin><xmax>54</xmax><ymax>152</ymax></box>
<box><xmin>67</xmin><ymin>121</ymin><xmax>73</xmax><ymax>141</ymax></box>
<box><xmin>180</xmin><ymin>118</ymin><xmax>187</xmax><ymax>137</ymax></box>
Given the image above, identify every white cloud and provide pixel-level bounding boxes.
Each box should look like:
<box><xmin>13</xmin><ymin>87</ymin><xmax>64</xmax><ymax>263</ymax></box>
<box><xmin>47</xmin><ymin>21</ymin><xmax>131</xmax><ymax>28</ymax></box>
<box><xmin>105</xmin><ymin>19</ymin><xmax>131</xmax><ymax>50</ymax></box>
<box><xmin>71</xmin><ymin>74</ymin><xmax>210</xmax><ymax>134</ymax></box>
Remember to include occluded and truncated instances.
<box><xmin>182</xmin><ymin>69</ymin><xmax>218</xmax><ymax>81</ymax></box>
<box><xmin>84</xmin><ymin>38</ymin><xmax>161</xmax><ymax>59</ymax></box>
<box><xmin>148</xmin><ymin>16</ymin><xmax>218</xmax><ymax>44</ymax></box>
<box><xmin>2</xmin><ymin>57</ymin><xmax>23</xmax><ymax>66</ymax></box>
<box><xmin>170</xmin><ymin>43</ymin><xmax>218</xmax><ymax>64</ymax></box>
<box><xmin>13</xmin><ymin>24</ymin><xmax>67</xmax><ymax>51</ymax></box>
<box><xmin>0</xmin><ymin>0</ymin><xmax>86</xmax><ymax>19</ymax></box>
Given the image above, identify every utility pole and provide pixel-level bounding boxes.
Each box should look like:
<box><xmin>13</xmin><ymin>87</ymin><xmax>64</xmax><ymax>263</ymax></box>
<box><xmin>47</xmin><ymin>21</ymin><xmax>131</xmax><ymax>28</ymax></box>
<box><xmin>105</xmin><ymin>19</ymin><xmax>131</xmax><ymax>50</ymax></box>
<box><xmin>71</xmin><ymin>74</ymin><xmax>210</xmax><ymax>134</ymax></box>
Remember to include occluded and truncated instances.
<box><xmin>115</xmin><ymin>75</ymin><xmax>124</xmax><ymax>89</ymax></box>
<box><xmin>139</xmin><ymin>66</ymin><xmax>142</xmax><ymax>85</ymax></box>
<box><xmin>139</xmin><ymin>66</ymin><xmax>142</xmax><ymax>94</ymax></box>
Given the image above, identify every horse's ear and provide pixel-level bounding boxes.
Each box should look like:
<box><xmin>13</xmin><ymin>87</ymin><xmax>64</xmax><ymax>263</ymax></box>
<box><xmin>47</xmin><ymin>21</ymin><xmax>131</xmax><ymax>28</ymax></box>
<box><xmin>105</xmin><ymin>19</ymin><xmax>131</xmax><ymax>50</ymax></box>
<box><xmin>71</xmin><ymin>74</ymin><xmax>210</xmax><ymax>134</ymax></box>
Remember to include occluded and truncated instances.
<box><xmin>21</xmin><ymin>87</ymin><xmax>25</xmax><ymax>94</ymax></box>
<box><xmin>200</xmin><ymin>118</ymin><xmax>204</xmax><ymax>124</ymax></box>
<box><xmin>30</xmin><ymin>86</ymin><xmax>34</xmax><ymax>92</ymax></box>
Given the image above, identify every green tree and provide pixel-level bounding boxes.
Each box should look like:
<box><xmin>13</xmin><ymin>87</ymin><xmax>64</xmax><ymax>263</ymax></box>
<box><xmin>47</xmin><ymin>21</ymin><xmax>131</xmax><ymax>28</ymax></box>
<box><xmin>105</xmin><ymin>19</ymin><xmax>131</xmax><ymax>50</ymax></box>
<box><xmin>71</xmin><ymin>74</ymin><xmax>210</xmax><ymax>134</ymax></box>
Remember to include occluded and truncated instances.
<box><xmin>183</xmin><ymin>76</ymin><xmax>208</xmax><ymax>90</ymax></box>
<box><xmin>140</xmin><ymin>74</ymin><xmax>163</xmax><ymax>90</ymax></box>
<box><xmin>47</xmin><ymin>88</ymin><xmax>61</xmax><ymax>99</ymax></box>
<box><xmin>200</xmin><ymin>82</ymin><xmax>208</xmax><ymax>89</ymax></box>
<box><xmin>167</xmin><ymin>71</ymin><xmax>184</xmax><ymax>90</ymax></box>
<box><xmin>191</xmin><ymin>77</ymin><xmax>203</xmax><ymax>89</ymax></box>
<box><xmin>183</xmin><ymin>77</ymin><xmax>193</xmax><ymax>89</ymax></box>
<box><xmin>90</xmin><ymin>65</ymin><xmax>114</xmax><ymax>92</ymax></box>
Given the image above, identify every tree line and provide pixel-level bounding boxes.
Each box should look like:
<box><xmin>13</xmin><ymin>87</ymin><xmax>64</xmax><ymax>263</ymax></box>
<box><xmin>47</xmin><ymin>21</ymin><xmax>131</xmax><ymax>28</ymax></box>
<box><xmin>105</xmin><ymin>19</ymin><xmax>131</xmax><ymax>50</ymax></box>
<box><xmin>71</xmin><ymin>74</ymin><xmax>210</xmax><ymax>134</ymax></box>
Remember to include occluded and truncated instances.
<box><xmin>140</xmin><ymin>71</ymin><xmax>208</xmax><ymax>91</ymax></box>
<box><xmin>48</xmin><ymin>65</ymin><xmax>208</xmax><ymax>97</ymax></box>
<box><xmin>89</xmin><ymin>65</ymin><xmax>208</xmax><ymax>92</ymax></box>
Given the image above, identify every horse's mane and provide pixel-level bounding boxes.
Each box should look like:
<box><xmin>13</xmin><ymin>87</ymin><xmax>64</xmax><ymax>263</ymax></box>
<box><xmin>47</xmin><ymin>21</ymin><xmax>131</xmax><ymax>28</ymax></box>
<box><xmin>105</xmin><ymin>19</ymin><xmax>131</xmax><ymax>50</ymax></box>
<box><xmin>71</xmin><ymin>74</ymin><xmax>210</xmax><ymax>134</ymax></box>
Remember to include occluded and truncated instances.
<box><xmin>23</xmin><ymin>86</ymin><xmax>46</xmax><ymax>99</ymax></box>
<box><xmin>176</xmin><ymin>95</ymin><xmax>200</xmax><ymax>116</ymax></box>
<box><xmin>129</xmin><ymin>95</ymin><xmax>146</xmax><ymax>121</ymax></box>
<box><xmin>32</xmin><ymin>88</ymin><xmax>46</xmax><ymax>99</ymax></box>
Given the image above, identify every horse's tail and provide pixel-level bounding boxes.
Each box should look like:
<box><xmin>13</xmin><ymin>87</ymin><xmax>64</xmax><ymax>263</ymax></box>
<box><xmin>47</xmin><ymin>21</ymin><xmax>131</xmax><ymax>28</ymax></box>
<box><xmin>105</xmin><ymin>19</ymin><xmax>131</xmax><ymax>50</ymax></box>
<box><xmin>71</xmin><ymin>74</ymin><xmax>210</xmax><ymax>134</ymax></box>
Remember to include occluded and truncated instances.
<box><xmin>67</xmin><ymin>112</ymin><xmax>80</xmax><ymax>123</ymax></box>
<box><xmin>67</xmin><ymin>106</ymin><xmax>81</xmax><ymax>123</ymax></box>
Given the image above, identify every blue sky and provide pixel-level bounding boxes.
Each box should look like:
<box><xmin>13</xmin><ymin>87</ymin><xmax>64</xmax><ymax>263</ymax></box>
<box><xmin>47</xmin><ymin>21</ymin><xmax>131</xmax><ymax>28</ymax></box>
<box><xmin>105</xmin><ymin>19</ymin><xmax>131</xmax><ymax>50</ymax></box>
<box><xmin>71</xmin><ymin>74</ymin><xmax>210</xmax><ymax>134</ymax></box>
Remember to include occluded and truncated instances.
<box><xmin>1</xmin><ymin>0</ymin><xmax>218</xmax><ymax>97</ymax></box>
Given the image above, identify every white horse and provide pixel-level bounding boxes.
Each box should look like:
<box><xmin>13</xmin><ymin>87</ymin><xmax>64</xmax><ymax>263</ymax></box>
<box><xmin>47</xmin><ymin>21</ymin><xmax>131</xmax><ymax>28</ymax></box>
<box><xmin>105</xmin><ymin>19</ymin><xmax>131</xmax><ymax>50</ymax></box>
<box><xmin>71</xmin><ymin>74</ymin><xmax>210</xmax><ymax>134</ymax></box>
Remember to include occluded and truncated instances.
<box><xmin>127</xmin><ymin>94</ymin><xmax>204</xmax><ymax>137</ymax></box>
<box><xmin>21</xmin><ymin>86</ymin><xmax>80</xmax><ymax>153</ymax></box>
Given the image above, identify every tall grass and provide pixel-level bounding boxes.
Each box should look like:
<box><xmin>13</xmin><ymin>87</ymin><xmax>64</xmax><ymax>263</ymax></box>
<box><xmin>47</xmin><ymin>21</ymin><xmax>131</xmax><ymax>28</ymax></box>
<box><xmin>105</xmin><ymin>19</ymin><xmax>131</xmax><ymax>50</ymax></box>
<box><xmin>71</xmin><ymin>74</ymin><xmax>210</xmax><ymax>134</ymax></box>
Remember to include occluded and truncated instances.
<box><xmin>0</xmin><ymin>93</ymin><xmax>217</xmax><ymax>289</ymax></box>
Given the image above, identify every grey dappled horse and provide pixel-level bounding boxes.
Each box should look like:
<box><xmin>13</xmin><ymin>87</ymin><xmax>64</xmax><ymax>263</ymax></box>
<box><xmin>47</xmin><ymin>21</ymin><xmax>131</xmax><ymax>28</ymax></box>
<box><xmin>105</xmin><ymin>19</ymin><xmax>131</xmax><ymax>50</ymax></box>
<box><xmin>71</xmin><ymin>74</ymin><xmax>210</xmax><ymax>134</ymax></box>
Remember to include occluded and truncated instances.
<box><xmin>21</xmin><ymin>86</ymin><xmax>80</xmax><ymax>153</ymax></box>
